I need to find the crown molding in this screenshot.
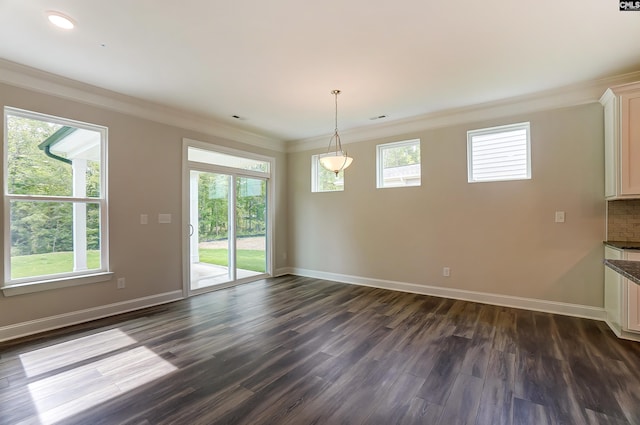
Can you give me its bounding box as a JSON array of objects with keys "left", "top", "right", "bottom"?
[
  {"left": 3, "top": 57, "right": 639, "bottom": 155},
  {"left": 287, "top": 70, "right": 640, "bottom": 153},
  {"left": 0, "top": 59, "right": 286, "bottom": 152}
]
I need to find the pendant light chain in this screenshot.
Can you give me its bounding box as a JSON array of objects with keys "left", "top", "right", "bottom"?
[
  {"left": 328, "top": 89, "right": 342, "bottom": 155},
  {"left": 319, "top": 89, "right": 353, "bottom": 175},
  {"left": 334, "top": 90, "right": 339, "bottom": 135}
]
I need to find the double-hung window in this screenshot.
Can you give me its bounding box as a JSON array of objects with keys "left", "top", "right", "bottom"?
[{"left": 3, "top": 107, "right": 109, "bottom": 295}]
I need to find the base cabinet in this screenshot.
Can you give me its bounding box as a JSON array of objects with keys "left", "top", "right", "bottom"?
[
  {"left": 627, "top": 253, "right": 640, "bottom": 331},
  {"left": 604, "top": 247, "right": 623, "bottom": 332},
  {"left": 605, "top": 246, "right": 640, "bottom": 338}
]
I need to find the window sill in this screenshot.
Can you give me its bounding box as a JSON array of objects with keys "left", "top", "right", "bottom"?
[{"left": 1, "top": 272, "right": 114, "bottom": 297}]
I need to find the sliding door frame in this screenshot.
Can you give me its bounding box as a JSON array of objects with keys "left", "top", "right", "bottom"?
[{"left": 181, "top": 138, "right": 275, "bottom": 297}]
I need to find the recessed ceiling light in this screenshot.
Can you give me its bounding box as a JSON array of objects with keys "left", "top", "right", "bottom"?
[{"left": 46, "top": 11, "right": 75, "bottom": 30}]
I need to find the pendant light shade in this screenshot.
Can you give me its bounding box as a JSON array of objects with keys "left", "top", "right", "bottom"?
[
  {"left": 319, "top": 90, "right": 353, "bottom": 175},
  {"left": 319, "top": 153, "right": 353, "bottom": 175}
]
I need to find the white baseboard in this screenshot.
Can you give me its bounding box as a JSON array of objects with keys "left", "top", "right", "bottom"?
[
  {"left": 603, "top": 317, "right": 640, "bottom": 342},
  {"left": 288, "top": 268, "right": 606, "bottom": 321},
  {"left": 274, "top": 267, "right": 293, "bottom": 277},
  {"left": 1, "top": 271, "right": 609, "bottom": 342},
  {"left": 0, "top": 290, "right": 184, "bottom": 342}
]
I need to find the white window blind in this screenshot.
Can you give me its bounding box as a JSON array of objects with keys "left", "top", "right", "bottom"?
[{"left": 467, "top": 122, "right": 531, "bottom": 183}]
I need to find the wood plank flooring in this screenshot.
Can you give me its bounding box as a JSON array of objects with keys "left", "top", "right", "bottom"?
[{"left": 2, "top": 275, "right": 640, "bottom": 424}]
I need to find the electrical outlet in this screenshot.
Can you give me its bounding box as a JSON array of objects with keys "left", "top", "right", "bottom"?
[
  {"left": 443, "top": 267, "right": 450, "bottom": 277},
  {"left": 117, "top": 278, "right": 126, "bottom": 289},
  {"left": 555, "top": 211, "right": 565, "bottom": 223}
]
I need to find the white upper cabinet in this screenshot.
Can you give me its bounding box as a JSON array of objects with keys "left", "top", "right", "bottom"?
[{"left": 601, "top": 81, "right": 640, "bottom": 199}]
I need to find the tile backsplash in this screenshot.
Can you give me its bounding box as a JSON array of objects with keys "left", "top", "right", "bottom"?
[{"left": 608, "top": 199, "right": 640, "bottom": 241}]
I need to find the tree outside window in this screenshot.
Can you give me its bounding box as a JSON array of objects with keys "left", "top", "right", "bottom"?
[{"left": 4, "top": 108, "right": 107, "bottom": 283}]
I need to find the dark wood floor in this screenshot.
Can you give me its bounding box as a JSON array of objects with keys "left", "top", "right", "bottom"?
[{"left": 2, "top": 275, "right": 640, "bottom": 425}]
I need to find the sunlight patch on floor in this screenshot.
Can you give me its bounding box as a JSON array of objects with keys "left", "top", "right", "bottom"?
[
  {"left": 19, "top": 329, "right": 137, "bottom": 377},
  {"left": 20, "top": 332, "right": 177, "bottom": 424}
]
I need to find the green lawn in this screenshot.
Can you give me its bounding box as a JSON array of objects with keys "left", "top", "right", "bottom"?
[
  {"left": 11, "top": 248, "right": 265, "bottom": 279},
  {"left": 11, "top": 251, "right": 101, "bottom": 279},
  {"left": 199, "top": 248, "right": 265, "bottom": 273}
]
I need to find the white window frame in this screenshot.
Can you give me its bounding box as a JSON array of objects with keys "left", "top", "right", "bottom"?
[
  {"left": 311, "top": 154, "right": 345, "bottom": 193},
  {"left": 2, "top": 107, "right": 111, "bottom": 296},
  {"left": 467, "top": 122, "right": 531, "bottom": 183},
  {"left": 376, "top": 139, "right": 421, "bottom": 189}
]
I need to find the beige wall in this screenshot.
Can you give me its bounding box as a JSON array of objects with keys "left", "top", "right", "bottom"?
[
  {"left": 0, "top": 82, "right": 287, "bottom": 327},
  {"left": 288, "top": 103, "right": 606, "bottom": 307},
  {"left": 0, "top": 79, "right": 607, "bottom": 332}
]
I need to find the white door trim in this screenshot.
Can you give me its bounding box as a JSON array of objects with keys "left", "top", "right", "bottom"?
[{"left": 181, "top": 139, "right": 275, "bottom": 298}]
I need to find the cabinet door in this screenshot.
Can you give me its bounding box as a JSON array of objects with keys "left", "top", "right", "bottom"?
[
  {"left": 605, "top": 247, "right": 623, "bottom": 331},
  {"left": 627, "top": 251, "right": 640, "bottom": 332},
  {"left": 620, "top": 92, "right": 640, "bottom": 196},
  {"left": 603, "top": 93, "right": 617, "bottom": 198}
]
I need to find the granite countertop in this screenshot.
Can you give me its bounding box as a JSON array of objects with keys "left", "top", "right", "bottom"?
[
  {"left": 604, "top": 260, "right": 640, "bottom": 286},
  {"left": 604, "top": 241, "right": 640, "bottom": 250}
]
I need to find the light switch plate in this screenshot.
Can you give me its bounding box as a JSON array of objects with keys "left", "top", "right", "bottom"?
[
  {"left": 140, "top": 214, "right": 148, "bottom": 225},
  {"left": 555, "top": 211, "right": 565, "bottom": 223},
  {"left": 158, "top": 213, "right": 172, "bottom": 224}
]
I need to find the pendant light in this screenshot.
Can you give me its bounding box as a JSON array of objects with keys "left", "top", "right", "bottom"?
[{"left": 319, "top": 90, "right": 353, "bottom": 175}]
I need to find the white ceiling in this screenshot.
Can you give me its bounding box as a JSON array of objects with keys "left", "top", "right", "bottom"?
[{"left": 1, "top": 0, "right": 639, "bottom": 143}]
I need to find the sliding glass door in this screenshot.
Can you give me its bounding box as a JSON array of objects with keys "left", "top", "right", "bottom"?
[
  {"left": 190, "top": 171, "right": 232, "bottom": 288},
  {"left": 185, "top": 144, "right": 271, "bottom": 293},
  {"left": 235, "top": 177, "right": 267, "bottom": 280}
]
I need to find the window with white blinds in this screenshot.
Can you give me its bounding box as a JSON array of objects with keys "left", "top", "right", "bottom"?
[{"left": 467, "top": 122, "right": 531, "bottom": 183}]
